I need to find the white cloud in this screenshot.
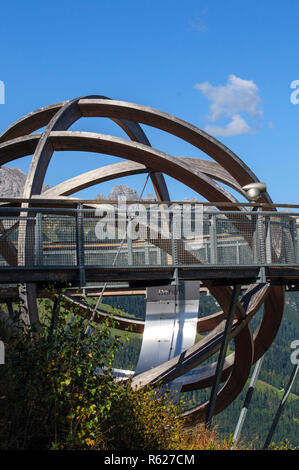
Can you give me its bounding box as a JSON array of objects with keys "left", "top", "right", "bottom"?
[
  {"left": 194, "top": 74, "right": 263, "bottom": 136},
  {"left": 205, "top": 114, "right": 251, "bottom": 137}
]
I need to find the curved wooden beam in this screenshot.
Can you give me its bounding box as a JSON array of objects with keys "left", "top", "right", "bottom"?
[
  {"left": 0, "top": 95, "right": 285, "bottom": 423},
  {"left": 180, "top": 282, "right": 269, "bottom": 393},
  {"left": 11, "top": 96, "right": 169, "bottom": 332},
  {"left": 182, "top": 321, "right": 253, "bottom": 425},
  {"left": 0, "top": 132, "right": 244, "bottom": 208},
  {"left": 42, "top": 161, "right": 148, "bottom": 197},
  {"left": 177, "top": 157, "right": 243, "bottom": 195},
  {"left": 0, "top": 129, "right": 275, "bottom": 375},
  {"left": 0, "top": 130, "right": 283, "bottom": 364},
  {"left": 0, "top": 101, "right": 67, "bottom": 143},
  {"left": 0, "top": 96, "right": 269, "bottom": 200},
  {"left": 252, "top": 285, "right": 285, "bottom": 362},
  {"left": 0, "top": 97, "right": 169, "bottom": 202},
  {"left": 41, "top": 157, "right": 243, "bottom": 199},
  {"left": 77, "top": 98, "right": 272, "bottom": 201},
  {"left": 17, "top": 99, "right": 90, "bottom": 334}
]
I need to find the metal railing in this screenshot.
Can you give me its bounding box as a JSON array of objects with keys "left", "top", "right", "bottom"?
[{"left": 0, "top": 202, "right": 298, "bottom": 270}]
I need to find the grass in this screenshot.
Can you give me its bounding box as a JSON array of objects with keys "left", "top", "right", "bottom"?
[{"left": 256, "top": 379, "right": 299, "bottom": 401}]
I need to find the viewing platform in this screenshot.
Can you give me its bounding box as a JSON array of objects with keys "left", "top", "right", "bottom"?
[{"left": 0, "top": 198, "right": 299, "bottom": 287}]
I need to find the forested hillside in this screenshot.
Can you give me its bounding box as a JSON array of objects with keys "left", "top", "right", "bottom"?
[{"left": 100, "top": 290, "right": 299, "bottom": 449}]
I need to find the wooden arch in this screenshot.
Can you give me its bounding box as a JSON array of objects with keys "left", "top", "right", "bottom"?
[{"left": 0, "top": 96, "right": 285, "bottom": 424}]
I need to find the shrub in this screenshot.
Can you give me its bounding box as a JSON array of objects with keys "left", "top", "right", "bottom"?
[
  {"left": 268, "top": 439, "right": 299, "bottom": 450},
  {"left": 179, "top": 424, "right": 234, "bottom": 450},
  {"left": 0, "top": 295, "right": 184, "bottom": 450},
  {"left": 100, "top": 383, "right": 184, "bottom": 450}
]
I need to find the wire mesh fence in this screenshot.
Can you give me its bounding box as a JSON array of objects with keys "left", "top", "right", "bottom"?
[{"left": 0, "top": 204, "right": 297, "bottom": 269}]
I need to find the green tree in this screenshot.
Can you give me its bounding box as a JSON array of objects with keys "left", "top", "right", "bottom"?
[{"left": 0, "top": 294, "right": 184, "bottom": 450}]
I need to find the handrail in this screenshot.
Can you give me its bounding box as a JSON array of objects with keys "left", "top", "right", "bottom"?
[
  {"left": 0, "top": 197, "right": 299, "bottom": 209},
  {"left": 0, "top": 202, "right": 297, "bottom": 273}
]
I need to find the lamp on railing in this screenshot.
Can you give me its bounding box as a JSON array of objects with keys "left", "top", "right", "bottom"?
[
  {"left": 242, "top": 182, "right": 267, "bottom": 201},
  {"left": 242, "top": 183, "right": 267, "bottom": 278}
]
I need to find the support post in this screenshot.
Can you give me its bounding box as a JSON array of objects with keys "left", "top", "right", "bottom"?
[
  {"left": 157, "top": 245, "right": 162, "bottom": 265},
  {"left": 127, "top": 228, "right": 133, "bottom": 265},
  {"left": 265, "top": 216, "right": 272, "bottom": 264},
  {"left": 205, "top": 284, "right": 241, "bottom": 427},
  {"left": 172, "top": 267, "right": 179, "bottom": 287},
  {"left": 171, "top": 216, "right": 178, "bottom": 265},
  {"left": 232, "top": 355, "right": 265, "bottom": 447},
  {"left": 5, "top": 301, "right": 15, "bottom": 320},
  {"left": 48, "top": 290, "right": 61, "bottom": 339},
  {"left": 289, "top": 218, "right": 296, "bottom": 264},
  {"left": 34, "top": 212, "right": 43, "bottom": 266},
  {"left": 76, "top": 204, "right": 85, "bottom": 286},
  {"left": 263, "top": 362, "right": 299, "bottom": 449},
  {"left": 145, "top": 242, "right": 150, "bottom": 265},
  {"left": 252, "top": 209, "right": 259, "bottom": 265},
  {"left": 295, "top": 218, "right": 299, "bottom": 264},
  {"left": 236, "top": 240, "right": 240, "bottom": 265},
  {"left": 19, "top": 282, "right": 40, "bottom": 337},
  {"left": 209, "top": 214, "right": 217, "bottom": 264},
  {"left": 253, "top": 207, "right": 266, "bottom": 282},
  {"left": 257, "top": 209, "right": 266, "bottom": 282}
]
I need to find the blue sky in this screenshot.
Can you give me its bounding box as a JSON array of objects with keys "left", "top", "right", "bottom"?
[{"left": 0, "top": 0, "right": 298, "bottom": 203}]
